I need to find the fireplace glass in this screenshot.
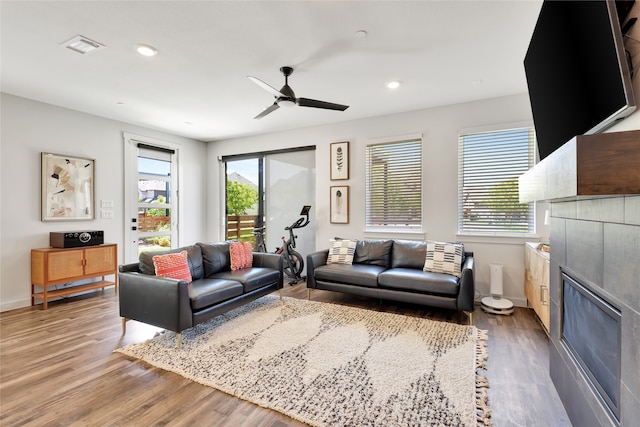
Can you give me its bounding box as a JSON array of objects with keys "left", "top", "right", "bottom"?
[{"left": 561, "top": 272, "right": 621, "bottom": 422}]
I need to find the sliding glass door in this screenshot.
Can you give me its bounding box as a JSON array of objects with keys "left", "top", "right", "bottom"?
[
  {"left": 266, "top": 150, "right": 315, "bottom": 274},
  {"left": 223, "top": 148, "right": 315, "bottom": 274}
]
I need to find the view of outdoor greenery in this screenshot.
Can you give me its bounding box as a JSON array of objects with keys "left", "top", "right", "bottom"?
[
  {"left": 226, "top": 180, "right": 258, "bottom": 215},
  {"left": 139, "top": 195, "right": 171, "bottom": 248},
  {"left": 226, "top": 180, "right": 260, "bottom": 244}
]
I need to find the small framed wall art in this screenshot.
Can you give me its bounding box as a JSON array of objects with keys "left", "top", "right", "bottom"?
[
  {"left": 41, "top": 152, "right": 95, "bottom": 221},
  {"left": 330, "top": 141, "right": 349, "bottom": 180},
  {"left": 330, "top": 185, "right": 349, "bottom": 224}
]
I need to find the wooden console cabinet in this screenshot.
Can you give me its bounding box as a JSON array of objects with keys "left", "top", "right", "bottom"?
[
  {"left": 31, "top": 244, "right": 118, "bottom": 309},
  {"left": 524, "top": 242, "right": 550, "bottom": 333}
]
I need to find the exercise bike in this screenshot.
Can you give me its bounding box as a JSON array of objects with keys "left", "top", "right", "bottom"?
[{"left": 254, "top": 206, "right": 310, "bottom": 285}]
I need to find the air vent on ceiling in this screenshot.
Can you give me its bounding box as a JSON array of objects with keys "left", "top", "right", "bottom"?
[{"left": 61, "top": 35, "right": 105, "bottom": 54}]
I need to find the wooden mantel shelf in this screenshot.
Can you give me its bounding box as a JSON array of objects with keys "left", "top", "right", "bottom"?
[{"left": 519, "top": 129, "right": 640, "bottom": 202}]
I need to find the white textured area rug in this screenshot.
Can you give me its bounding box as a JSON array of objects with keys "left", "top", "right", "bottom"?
[{"left": 116, "top": 296, "right": 491, "bottom": 427}]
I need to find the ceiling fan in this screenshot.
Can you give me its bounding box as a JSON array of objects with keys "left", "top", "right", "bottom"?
[{"left": 248, "top": 66, "right": 349, "bottom": 119}]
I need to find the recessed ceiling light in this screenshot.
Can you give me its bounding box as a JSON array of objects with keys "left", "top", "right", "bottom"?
[
  {"left": 136, "top": 44, "right": 158, "bottom": 57},
  {"left": 386, "top": 80, "right": 401, "bottom": 89},
  {"left": 355, "top": 30, "right": 368, "bottom": 38},
  {"left": 61, "top": 35, "right": 105, "bottom": 55}
]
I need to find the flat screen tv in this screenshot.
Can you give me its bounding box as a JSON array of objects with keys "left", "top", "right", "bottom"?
[{"left": 524, "top": 0, "right": 636, "bottom": 160}]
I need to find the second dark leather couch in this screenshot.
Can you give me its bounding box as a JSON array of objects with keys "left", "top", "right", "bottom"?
[{"left": 306, "top": 239, "right": 475, "bottom": 322}]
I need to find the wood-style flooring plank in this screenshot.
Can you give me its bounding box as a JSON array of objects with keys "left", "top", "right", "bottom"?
[{"left": 1, "top": 285, "right": 571, "bottom": 426}]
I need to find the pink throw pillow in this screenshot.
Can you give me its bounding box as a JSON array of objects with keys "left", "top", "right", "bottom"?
[
  {"left": 230, "top": 242, "right": 247, "bottom": 271},
  {"left": 243, "top": 241, "right": 253, "bottom": 268},
  {"left": 152, "top": 250, "right": 192, "bottom": 283}
]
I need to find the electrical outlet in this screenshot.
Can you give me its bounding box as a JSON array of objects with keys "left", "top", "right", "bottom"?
[{"left": 101, "top": 210, "right": 114, "bottom": 219}]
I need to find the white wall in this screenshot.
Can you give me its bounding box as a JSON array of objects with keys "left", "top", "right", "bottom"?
[
  {"left": 0, "top": 94, "right": 207, "bottom": 311},
  {"left": 208, "top": 93, "right": 546, "bottom": 306}
]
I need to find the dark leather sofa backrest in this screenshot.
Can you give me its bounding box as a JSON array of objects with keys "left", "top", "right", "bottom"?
[
  {"left": 391, "top": 239, "right": 427, "bottom": 269},
  {"left": 197, "top": 242, "right": 231, "bottom": 277},
  {"left": 391, "top": 239, "right": 466, "bottom": 270},
  {"left": 138, "top": 244, "right": 205, "bottom": 280},
  {"left": 353, "top": 240, "right": 393, "bottom": 268}
]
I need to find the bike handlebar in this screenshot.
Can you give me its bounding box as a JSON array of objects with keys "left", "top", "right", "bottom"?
[{"left": 285, "top": 217, "right": 309, "bottom": 230}]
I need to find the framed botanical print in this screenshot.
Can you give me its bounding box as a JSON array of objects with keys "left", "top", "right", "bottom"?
[
  {"left": 330, "top": 185, "right": 349, "bottom": 224},
  {"left": 41, "top": 152, "right": 95, "bottom": 221},
  {"left": 330, "top": 141, "right": 349, "bottom": 180}
]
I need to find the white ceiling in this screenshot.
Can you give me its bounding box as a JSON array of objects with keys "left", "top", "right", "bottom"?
[{"left": 1, "top": 1, "right": 542, "bottom": 142}]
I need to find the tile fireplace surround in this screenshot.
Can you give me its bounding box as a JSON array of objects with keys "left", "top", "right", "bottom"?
[
  {"left": 549, "top": 196, "right": 639, "bottom": 426},
  {"left": 519, "top": 129, "right": 640, "bottom": 426}
]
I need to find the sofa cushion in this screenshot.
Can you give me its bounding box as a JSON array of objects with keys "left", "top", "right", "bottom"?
[
  {"left": 327, "top": 239, "right": 357, "bottom": 264},
  {"left": 152, "top": 250, "right": 193, "bottom": 283},
  {"left": 314, "top": 263, "right": 385, "bottom": 288},
  {"left": 353, "top": 240, "right": 393, "bottom": 268},
  {"left": 423, "top": 241, "right": 464, "bottom": 278},
  {"left": 198, "top": 242, "right": 231, "bottom": 277},
  {"left": 211, "top": 267, "right": 280, "bottom": 293},
  {"left": 391, "top": 240, "right": 428, "bottom": 269},
  {"left": 139, "top": 244, "right": 204, "bottom": 280},
  {"left": 188, "top": 278, "right": 244, "bottom": 310},
  {"left": 378, "top": 268, "right": 460, "bottom": 296}
]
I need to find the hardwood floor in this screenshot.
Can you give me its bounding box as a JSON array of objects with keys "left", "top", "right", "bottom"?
[{"left": 0, "top": 285, "right": 571, "bottom": 426}]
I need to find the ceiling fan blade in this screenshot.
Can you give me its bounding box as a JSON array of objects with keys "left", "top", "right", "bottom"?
[
  {"left": 297, "top": 98, "right": 349, "bottom": 111},
  {"left": 247, "top": 76, "right": 284, "bottom": 98},
  {"left": 253, "top": 103, "right": 280, "bottom": 119}
]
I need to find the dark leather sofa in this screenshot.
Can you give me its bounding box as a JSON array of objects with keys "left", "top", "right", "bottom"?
[
  {"left": 119, "top": 242, "right": 283, "bottom": 347},
  {"left": 306, "top": 239, "right": 475, "bottom": 323}
]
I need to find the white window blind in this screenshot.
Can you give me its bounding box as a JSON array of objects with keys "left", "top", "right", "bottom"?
[
  {"left": 458, "top": 127, "right": 535, "bottom": 234},
  {"left": 366, "top": 136, "right": 422, "bottom": 230}
]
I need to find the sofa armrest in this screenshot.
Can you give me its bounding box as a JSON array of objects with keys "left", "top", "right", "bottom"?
[
  {"left": 306, "top": 250, "right": 329, "bottom": 289},
  {"left": 119, "top": 262, "right": 140, "bottom": 273},
  {"left": 251, "top": 252, "right": 284, "bottom": 289},
  {"left": 457, "top": 253, "right": 475, "bottom": 312},
  {"left": 119, "top": 271, "right": 192, "bottom": 333}
]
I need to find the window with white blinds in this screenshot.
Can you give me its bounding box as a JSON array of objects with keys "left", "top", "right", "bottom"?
[
  {"left": 458, "top": 127, "right": 535, "bottom": 235},
  {"left": 366, "top": 136, "right": 422, "bottom": 230}
]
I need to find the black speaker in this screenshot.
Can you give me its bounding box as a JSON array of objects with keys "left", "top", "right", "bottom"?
[{"left": 50, "top": 231, "right": 104, "bottom": 248}]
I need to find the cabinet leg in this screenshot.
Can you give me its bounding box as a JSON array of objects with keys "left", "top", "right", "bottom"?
[
  {"left": 122, "top": 318, "right": 128, "bottom": 335},
  {"left": 177, "top": 333, "right": 181, "bottom": 349}
]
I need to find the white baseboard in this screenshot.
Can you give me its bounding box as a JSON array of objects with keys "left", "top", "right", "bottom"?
[{"left": 1, "top": 298, "right": 32, "bottom": 312}]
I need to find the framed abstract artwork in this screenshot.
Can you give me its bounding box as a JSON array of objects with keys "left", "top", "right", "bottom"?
[
  {"left": 330, "top": 141, "right": 349, "bottom": 180},
  {"left": 330, "top": 185, "right": 349, "bottom": 224},
  {"left": 41, "top": 152, "right": 95, "bottom": 221}
]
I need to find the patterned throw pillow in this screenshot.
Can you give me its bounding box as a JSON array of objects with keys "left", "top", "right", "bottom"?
[
  {"left": 230, "top": 241, "right": 254, "bottom": 270},
  {"left": 153, "top": 250, "right": 193, "bottom": 283},
  {"left": 423, "top": 241, "right": 464, "bottom": 278},
  {"left": 242, "top": 241, "right": 253, "bottom": 268},
  {"left": 327, "top": 239, "right": 357, "bottom": 265}
]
